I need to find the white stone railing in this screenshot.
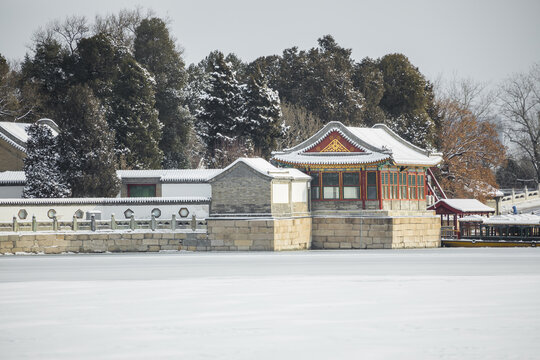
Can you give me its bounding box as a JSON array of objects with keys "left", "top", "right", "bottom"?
[
  {"left": 0, "top": 215, "right": 207, "bottom": 233},
  {"left": 499, "top": 184, "right": 540, "bottom": 205}
]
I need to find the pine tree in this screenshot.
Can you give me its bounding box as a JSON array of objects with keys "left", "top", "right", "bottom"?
[
  {"left": 242, "top": 68, "right": 283, "bottom": 158},
  {"left": 134, "top": 18, "right": 191, "bottom": 168},
  {"left": 377, "top": 53, "right": 436, "bottom": 147},
  {"left": 23, "top": 123, "right": 70, "bottom": 198},
  {"left": 110, "top": 57, "right": 163, "bottom": 169},
  {"left": 197, "top": 51, "right": 245, "bottom": 166},
  {"left": 57, "top": 85, "right": 120, "bottom": 197}
]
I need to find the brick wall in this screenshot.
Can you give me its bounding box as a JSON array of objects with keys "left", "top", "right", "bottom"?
[
  {"left": 211, "top": 163, "right": 271, "bottom": 215},
  {"left": 312, "top": 214, "right": 440, "bottom": 249},
  {"left": 0, "top": 230, "right": 207, "bottom": 254},
  {"left": 0, "top": 141, "right": 25, "bottom": 171},
  {"left": 206, "top": 217, "right": 311, "bottom": 251}
]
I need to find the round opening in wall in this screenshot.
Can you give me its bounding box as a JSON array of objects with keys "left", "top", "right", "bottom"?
[
  {"left": 151, "top": 208, "right": 161, "bottom": 218},
  {"left": 18, "top": 209, "right": 28, "bottom": 220},
  {"left": 47, "top": 209, "right": 57, "bottom": 219},
  {"left": 179, "top": 207, "right": 189, "bottom": 218},
  {"left": 74, "top": 209, "right": 84, "bottom": 219}
]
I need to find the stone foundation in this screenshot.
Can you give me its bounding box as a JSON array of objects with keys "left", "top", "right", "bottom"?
[
  {"left": 312, "top": 214, "right": 440, "bottom": 249},
  {"left": 0, "top": 230, "right": 207, "bottom": 254},
  {"left": 207, "top": 217, "right": 311, "bottom": 251}
]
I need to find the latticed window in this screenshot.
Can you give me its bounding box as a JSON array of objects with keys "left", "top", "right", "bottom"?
[
  {"left": 367, "top": 172, "right": 378, "bottom": 200},
  {"left": 322, "top": 173, "right": 340, "bottom": 199},
  {"left": 418, "top": 174, "right": 425, "bottom": 199},
  {"left": 310, "top": 172, "right": 320, "bottom": 200},
  {"left": 390, "top": 172, "right": 398, "bottom": 199},
  {"left": 342, "top": 172, "right": 360, "bottom": 199},
  {"left": 382, "top": 172, "right": 389, "bottom": 199},
  {"left": 408, "top": 174, "right": 417, "bottom": 199},
  {"left": 399, "top": 172, "right": 407, "bottom": 199}
]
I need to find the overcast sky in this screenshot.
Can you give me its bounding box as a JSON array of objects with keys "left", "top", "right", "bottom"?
[{"left": 1, "top": 0, "right": 539, "bottom": 85}]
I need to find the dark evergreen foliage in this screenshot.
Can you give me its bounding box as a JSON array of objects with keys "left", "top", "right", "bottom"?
[
  {"left": 134, "top": 18, "right": 191, "bottom": 168},
  {"left": 197, "top": 51, "right": 245, "bottom": 165},
  {"left": 242, "top": 68, "right": 283, "bottom": 158},
  {"left": 23, "top": 123, "right": 70, "bottom": 198},
  {"left": 57, "top": 85, "right": 120, "bottom": 197},
  {"left": 110, "top": 57, "right": 163, "bottom": 169}
]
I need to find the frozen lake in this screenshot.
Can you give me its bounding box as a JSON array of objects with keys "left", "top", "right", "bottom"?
[{"left": 1, "top": 248, "right": 540, "bottom": 359}]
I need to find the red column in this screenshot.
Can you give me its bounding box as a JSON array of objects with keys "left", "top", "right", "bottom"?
[
  {"left": 378, "top": 170, "right": 383, "bottom": 210},
  {"left": 361, "top": 169, "right": 366, "bottom": 210}
]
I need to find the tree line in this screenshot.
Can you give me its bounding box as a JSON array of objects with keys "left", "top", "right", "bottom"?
[{"left": 0, "top": 9, "right": 538, "bottom": 200}]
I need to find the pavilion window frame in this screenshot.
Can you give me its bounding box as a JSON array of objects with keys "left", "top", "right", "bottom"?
[
  {"left": 342, "top": 172, "right": 361, "bottom": 200},
  {"left": 366, "top": 171, "right": 378, "bottom": 200},
  {"left": 322, "top": 172, "right": 340, "bottom": 200}
]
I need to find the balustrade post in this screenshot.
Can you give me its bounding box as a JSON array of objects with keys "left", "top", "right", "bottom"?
[
  {"left": 130, "top": 215, "right": 136, "bottom": 230},
  {"left": 90, "top": 215, "right": 96, "bottom": 232},
  {"left": 31, "top": 215, "right": 37, "bottom": 232},
  {"left": 52, "top": 216, "right": 58, "bottom": 231},
  {"left": 12, "top": 216, "right": 18, "bottom": 232},
  {"left": 72, "top": 215, "right": 78, "bottom": 231},
  {"left": 191, "top": 215, "right": 197, "bottom": 231},
  {"left": 151, "top": 215, "right": 156, "bottom": 231},
  {"left": 171, "top": 214, "right": 176, "bottom": 230},
  {"left": 111, "top": 214, "right": 117, "bottom": 230}
]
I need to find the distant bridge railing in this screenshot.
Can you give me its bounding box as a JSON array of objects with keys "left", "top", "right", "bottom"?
[
  {"left": 0, "top": 214, "right": 207, "bottom": 233},
  {"left": 499, "top": 185, "right": 540, "bottom": 204}
]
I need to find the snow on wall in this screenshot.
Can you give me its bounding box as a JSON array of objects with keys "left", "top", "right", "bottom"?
[
  {"left": 161, "top": 183, "right": 211, "bottom": 197},
  {"left": 0, "top": 203, "right": 209, "bottom": 222},
  {"left": 0, "top": 185, "right": 24, "bottom": 198}
]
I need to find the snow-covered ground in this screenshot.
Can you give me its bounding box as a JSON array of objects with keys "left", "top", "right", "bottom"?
[{"left": 1, "top": 249, "right": 540, "bottom": 360}]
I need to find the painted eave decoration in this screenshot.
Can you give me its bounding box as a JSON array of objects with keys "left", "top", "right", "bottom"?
[{"left": 271, "top": 121, "right": 443, "bottom": 167}]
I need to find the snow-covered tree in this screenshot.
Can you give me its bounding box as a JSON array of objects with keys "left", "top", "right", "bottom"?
[
  {"left": 242, "top": 68, "right": 283, "bottom": 158},
  {"left": 134, "top": 18, "right": 191, "bottom": 168},
  {"left": 197, "top": 51, "right": 245, "bottom": 167},
  {"left": 110, "top": 57, "right": 163, "bottom": 169},
  {"left": 57, "top": 85, "right": 120, "bottom": 197},
  {"left": 23, "top": 123, "right": 70, "bottom": 198}
]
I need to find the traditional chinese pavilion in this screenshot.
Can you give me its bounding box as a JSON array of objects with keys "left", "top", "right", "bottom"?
[{"left": 272, "top": 121, "right": 443, "bottom": 212}]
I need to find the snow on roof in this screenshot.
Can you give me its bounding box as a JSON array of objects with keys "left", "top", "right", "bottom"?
[
  {"left": 0, "top": 120, "right": 59, "bottom": 153},
  {"left": 213, "top": 158, "right": 311, "bottom": 181},
  {"left": 434, "top": 199, "right": 495, "bottom": 213},
  {"left": 347, "top": 124, "right": 442, "bottom": 166},
  {"left": 0, "top": 171, "right": 26, "bottom": 184},
  {"left": 483, "top": 214, "right": 540, "bottom": 226},
  {"left": 0, "top": 196, "right": 210, "bottom": 206},
  {"left": 271, "top": 121, "right": 442, "bottom": 167},
  {"left": 458, "top": 215, "right": 487, "bottom": 222},
  {"left": 0, "top": 169, "right": 222, "bottom": 185},
  {"left": 116, "top": 169, "right": 221, "bottom": 182}
]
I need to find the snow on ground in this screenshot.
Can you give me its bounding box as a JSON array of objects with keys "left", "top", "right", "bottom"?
[{"left": 1, "top": 249, "right": 540, "bottom": 360}]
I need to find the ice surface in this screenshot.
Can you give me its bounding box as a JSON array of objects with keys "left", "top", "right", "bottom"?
[{"left": 1, "top": 249, "right": 540, "bottom": 360}]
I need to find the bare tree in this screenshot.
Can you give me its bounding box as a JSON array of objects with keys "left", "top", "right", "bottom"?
[
  {"left": 276, "top": 103, "right": 323, "bottom": 150},
  {"left": 31, "top": 16, "right": 89, "bottom": 54},
  {"left": 438, "top": 75, "right": 496, "bottom": 122},
  {"left": 499, "top": 64, "right": 540, "bottom": 185},
  {"left": 93, "top": 7, "right": 155, "bottom": 52},
  {"left": 51, "top": 15, "right": 89, "bottom": 54}
]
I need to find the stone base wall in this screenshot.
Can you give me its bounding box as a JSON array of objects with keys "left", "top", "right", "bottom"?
[
  {"left": 207, "top": 217, "right": 311, "bottom": 251},
  {"left": 0, "top": 230, "right": 207, "bottom": 254},
  {"left": 312, "top": 215, "right": 440, "bottom": 249}
]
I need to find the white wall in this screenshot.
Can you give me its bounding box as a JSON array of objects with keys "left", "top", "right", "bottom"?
[
  {"left": 272, "top": 183, "right": 289, "bottom": 204},
  {"left": 161, "top": 183, "right": 211, "bottom": 197},
  {"left": 291, "top": 181, "right": 307, "bottom": 203},
  {"left": 0, "top": 186, "right": 24, "bottom": 198},
  {"left": 0, "top": 203, "right": 209, "bottom": 222}
]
